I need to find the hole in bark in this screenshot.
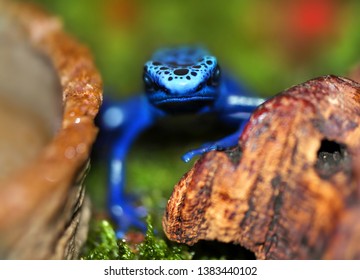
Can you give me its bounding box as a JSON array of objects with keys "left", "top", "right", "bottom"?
[{"left": 315, "top": 139, "right": 350, "bottom": 178}]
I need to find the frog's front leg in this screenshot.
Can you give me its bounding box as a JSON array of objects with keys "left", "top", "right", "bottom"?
[
  {"left": 182, "top": 105, "right": 261, "bottom": 163},
  {"left": 182, "top": 74, "right": 266, "bottom": 162},
  {"left": 98, "top": 95, "right": 159, "bottom": 237},
  {"left": 181, "top": 121, "right": 249, "bottom": 162}
]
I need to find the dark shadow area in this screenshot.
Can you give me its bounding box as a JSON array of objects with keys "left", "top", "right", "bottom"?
[{"left": 191, "top": 240, "right": 256, "bottom": 260}]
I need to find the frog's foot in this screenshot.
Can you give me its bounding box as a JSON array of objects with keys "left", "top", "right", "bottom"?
[
  {"left": 182, "top": 134, "right": 241, "bottom": 162},
  {"left": 110, "top": 200, "right": 147, "bottom": 239},
  {"left": 182, "top": 143, "right": 219, "bottom": 163},
  {"left": 182, "top": 122, "right": 247, "bottom": 162}
]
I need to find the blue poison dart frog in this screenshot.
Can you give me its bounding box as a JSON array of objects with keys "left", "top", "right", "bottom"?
[{"left": 97, "top": 46, "right": 266, "bottom": 237}]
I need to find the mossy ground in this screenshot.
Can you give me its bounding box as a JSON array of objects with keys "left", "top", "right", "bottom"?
[{"left": 81, "top": 217, "right": 193, "bottom": 260}]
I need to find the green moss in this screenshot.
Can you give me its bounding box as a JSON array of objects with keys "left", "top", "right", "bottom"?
[
  {"left": 81, "top": 217, "right": 193, "bottom": 260},
  {"left": 137, "top": 216, "right": 193, "bottom": 260},
  {"left": 82, "top": 220, "right": 124, "bottom": 260}
]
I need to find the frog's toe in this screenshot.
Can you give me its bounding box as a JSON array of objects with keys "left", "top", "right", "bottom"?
[{"left": 182, "top": 143, "right": 217, "bottom": 162}]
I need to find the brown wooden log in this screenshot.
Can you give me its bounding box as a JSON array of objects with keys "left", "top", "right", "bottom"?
[
  {"left": 0, "top": 1, "right": 102, "bottom": 259},
  {"left": 163, "top": 75, "right": 360, "bottom": 259}
]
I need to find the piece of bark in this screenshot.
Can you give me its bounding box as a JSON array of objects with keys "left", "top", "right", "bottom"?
[
  {"left": 0, "top": 1, "right": 102, "bottom": 259},
  {"left": 163, "top": 75, "right": 360, "bottom": 259}
]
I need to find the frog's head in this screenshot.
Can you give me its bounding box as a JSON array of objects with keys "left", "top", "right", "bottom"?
[{"left": 143, "top": 46, "right": 221, "bottom": 113}]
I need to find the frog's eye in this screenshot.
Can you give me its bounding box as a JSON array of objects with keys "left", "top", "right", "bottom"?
[
  {"left": 207, "top": 65, "right": 221, "bottom": 87},
  {"left": 143, "top": 73, "right": 158, "bottom": 92}
]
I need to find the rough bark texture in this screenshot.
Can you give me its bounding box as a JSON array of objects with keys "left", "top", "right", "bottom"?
[
  {"left": 163, "top": 75, "right": 360, "bottom": 259},
  {"left": 0, "top": 1, "right": 102, "bottom": 259}
]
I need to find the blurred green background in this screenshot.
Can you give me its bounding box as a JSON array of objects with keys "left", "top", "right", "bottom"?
[
  {"left": 29, "top": 0, "right": 360, "bottom": 94},
  {"left": 26, "top": 0, "right": 360, "bottom": 233}
]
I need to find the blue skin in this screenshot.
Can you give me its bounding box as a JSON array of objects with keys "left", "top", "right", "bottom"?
[{"left": 97, "top": 46, "right": 265, "bottom": 237}]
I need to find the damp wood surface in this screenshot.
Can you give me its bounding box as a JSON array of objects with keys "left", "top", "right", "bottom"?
[
  {"left": 163, "top": 75, "right": 360, "bottom": 259},
  {"left": 0, "top": 96, "right": 50, "bottom": 180},
  {"left": 0, "top": 1, "right": 102, "bottom": 259}
]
